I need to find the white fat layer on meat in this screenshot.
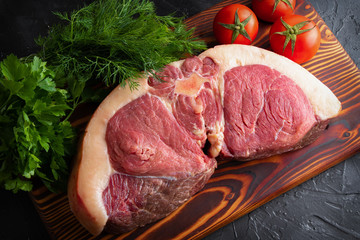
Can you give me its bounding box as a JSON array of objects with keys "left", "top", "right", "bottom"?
[
  {"left": 113, "top": 170, "right": 177, "bottom": 181},
  {"left": 68, "top": 77, "right": 150, "bottom": 236}
]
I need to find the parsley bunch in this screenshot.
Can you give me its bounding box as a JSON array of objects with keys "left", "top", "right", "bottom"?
[{"left": 0, "top": 55, "right": 75, "bottom": 193}]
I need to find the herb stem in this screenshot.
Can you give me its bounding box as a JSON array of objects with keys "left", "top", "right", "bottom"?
[{"left": 0, "top": 93, "right": 12, "bottom": 114}]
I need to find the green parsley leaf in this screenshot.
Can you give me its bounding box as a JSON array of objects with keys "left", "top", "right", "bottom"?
[{"left": 0, "top": 55, "right": 76, "bottom": 193}]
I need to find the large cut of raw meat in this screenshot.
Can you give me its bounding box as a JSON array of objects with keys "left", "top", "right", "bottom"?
[{"left": 68, "top": 45, "right": 341, "bottom": 236}]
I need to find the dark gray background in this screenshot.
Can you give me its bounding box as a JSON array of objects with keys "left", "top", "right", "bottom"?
[{"left": 0, "top": 0, "right": 359, "bottom": 239}]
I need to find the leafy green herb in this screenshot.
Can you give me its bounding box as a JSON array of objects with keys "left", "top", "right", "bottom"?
[
  {"left": 0, "top": 55, "right": 75, "bottom": 193},
  {"left": 36, "top": 0, "right": 207, "bottom": 103}
]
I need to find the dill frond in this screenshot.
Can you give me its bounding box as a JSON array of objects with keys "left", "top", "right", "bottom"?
[{"left": 36, "top": 0, "right": 207, "bottom": 103}]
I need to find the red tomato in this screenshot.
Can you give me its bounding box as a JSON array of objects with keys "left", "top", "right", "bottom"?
[
  {"left": 252, "top": 0, "right": 296, "bottom": 23},
  {"left": 213, "top": 4, "right": 259, "bottom": 45},
  {"left": 269, "top": 15, "right": 321, "bottom": 64}
]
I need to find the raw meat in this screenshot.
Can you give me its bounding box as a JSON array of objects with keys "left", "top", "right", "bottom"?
[
  {"left": 68, "top": 45, "right": 341, "bottom": 236},
  {"left": 222, "top": 64, "right": 319, "bottom": 159}
]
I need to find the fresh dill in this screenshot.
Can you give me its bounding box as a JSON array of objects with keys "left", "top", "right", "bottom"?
[{"left": 36, "top": 0, "right": 207, "bottom": 103}]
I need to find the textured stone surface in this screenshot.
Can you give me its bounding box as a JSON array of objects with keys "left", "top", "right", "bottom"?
[
  {"left": 311, "top": 0, "right": 360, "bottom": 67},
  {"left": 0, "top": 0, "right": 359, "bottom": 239}
]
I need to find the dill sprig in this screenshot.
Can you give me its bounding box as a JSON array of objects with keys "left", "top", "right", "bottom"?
[{"left": 36, "top": 0, "right": 207, "bottom": 102}]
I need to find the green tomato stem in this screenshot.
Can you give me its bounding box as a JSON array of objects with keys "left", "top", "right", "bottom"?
[
  {"left": 273, "top": 18, "right": 315, "bottom": 55},
  {"left": 218, "top": 8, "right": 252, "bottom": 43}
]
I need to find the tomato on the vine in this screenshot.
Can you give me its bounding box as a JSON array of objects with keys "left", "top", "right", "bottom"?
[
  {"left": 252, "top": 0, "right": 296, "bottom": 23},
  {"left": 269, "top": 15, "right": 321, "bottom": 64},
  {"left": 213, "top": 4, "right": 259, "bottom": 45}
]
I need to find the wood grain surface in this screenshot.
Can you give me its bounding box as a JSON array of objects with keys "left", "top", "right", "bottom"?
[{"left": 29, "top": 0, "right": 360, "bottom": 239}]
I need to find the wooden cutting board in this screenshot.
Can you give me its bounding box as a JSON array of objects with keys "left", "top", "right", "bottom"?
[{"left": 29, "top": 0, "right": 360, "bottom": 239}]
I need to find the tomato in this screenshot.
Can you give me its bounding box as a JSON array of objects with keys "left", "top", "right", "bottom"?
[
  {"left": 269, "top": 15, "right": 321, "bottom": 64},
  {"left": 252, "top": 0, "right": 296, "bottom": 23},
  {"left": 213, "top": 4, "right": 259, "bottom": 45}
]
